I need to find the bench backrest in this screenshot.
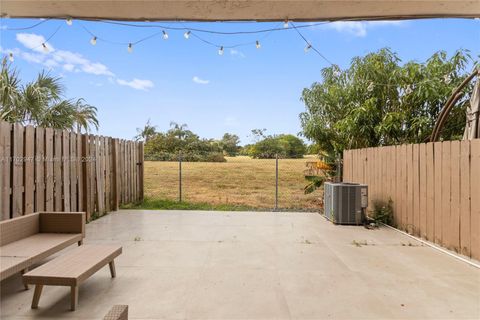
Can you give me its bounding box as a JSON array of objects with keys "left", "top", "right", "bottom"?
[
  {"left": 0, "top": 213, "right": 40, "bottom": 246},
  {"left": 39, "top": 212, "right": 85, "bottom": 236}
]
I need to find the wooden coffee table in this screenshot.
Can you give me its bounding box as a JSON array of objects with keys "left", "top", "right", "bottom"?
[{"left": 23, "top": 244, "right": 122, "bottom": 311}]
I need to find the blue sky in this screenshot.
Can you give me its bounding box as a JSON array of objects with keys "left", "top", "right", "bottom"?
[{"left": 1, "top": 18, "right": 479, "bottom": 144}]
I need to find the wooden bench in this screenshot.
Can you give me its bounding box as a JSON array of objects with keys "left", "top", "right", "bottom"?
[
  {"left": 23, "top": 244, "right": 122, "bottom": 311},
  {"left": 0, "top": 212, "right": 85, "bottom": 288}
]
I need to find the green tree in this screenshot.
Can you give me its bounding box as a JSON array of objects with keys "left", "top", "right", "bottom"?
[
  {"left": 72, "top": 99, "right": 99, "bottom": 133},
  {"left": 220, "top": 133, "right": 241, "bottom": 156},
  {"left": 247, "top": 133, "right": 306, "bottom": 159},
  {"left": 169, "top": 122, "right": 189, "bottom": 140},
  {"left": 135, "top": 119, "right": 157, "bottom": 142},
  {"left": 0, "top": 59, "right": 98, "bottom": 132},
  {"left": 143, "top": 122, "right": 225, "bottom": 162},
  {"left": 300, "top": 48, "right": 476, "bottom": 156}
]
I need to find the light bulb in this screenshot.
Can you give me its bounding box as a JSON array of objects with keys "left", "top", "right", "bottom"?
[
  {"left": 66, "top": 17, "right": 73, "bottom": 26},
  {"left": 184, "top": 31, "right": 191, "bottom": 39},
  {"left": 256, "top": 40, "right": 261, "bottom": 49},
  {"left": 284, "top": 19, "right": 289, "bottom": 28},
  {"left": 367, "top": 82, "right": 374, "bottom": 92},
  {"left": 90, "top": 36, "right": 97, "bottom": 45},
  {"left": 218, "top": 46, "right": 224, "bottom": 56},
  {"left": 128, "top": 43, "right": 133, "bottom": 53},
  {"left": 42, "top": 43, "right": 49, "bottom": 53},
  {"left": 8, "top": 53, "right": 14, "bottom": 62},
  {"left": 304, "top": 44, "right": 312, "bottom": 53},
  {"left": 162, "top": 31, "right": 169, "bottom": 40}
]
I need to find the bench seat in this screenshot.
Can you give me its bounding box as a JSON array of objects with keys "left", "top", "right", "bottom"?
[
  {"left": 0, "top": 256, "right": 32, "bottom": 281},
  {"left": 24, "top": 244, "right": 122, "bottom": 310},
  {"left": 1, "top": 233, "right": 82, "bottom": 263},
  {"left": 0, "top": 212, "right": 85, "bottom": 284}
]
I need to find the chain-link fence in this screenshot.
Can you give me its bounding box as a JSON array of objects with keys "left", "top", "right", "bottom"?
[{"left": 144, "top": 155, "right": 322, "bottom": 211}]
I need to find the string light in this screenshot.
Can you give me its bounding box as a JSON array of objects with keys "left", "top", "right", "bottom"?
[
  {"left": 2, "top": 19, "right": 464, "bottom": 92},
  {"left": 290, "top": 21, "right": 333, "bottom": 65},
  {"left": 4, "top": 19, "right": 334, "bottom": 61}
]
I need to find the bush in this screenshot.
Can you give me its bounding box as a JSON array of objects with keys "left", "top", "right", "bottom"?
[
  {"left": 143, "top": 123, "right": 226, "bottom": 162},
  {"left": 247, "top": 134, "right": 306, "bottom": 159},
  {"left": 371, "top": 199, "right": 394, "bottom": 226},
  {"left": 145, "top": 151, "right": 226, "bottom": 162}
]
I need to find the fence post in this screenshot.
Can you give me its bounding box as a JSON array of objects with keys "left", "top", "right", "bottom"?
[
  {"left": 138, "top": 141, "right": 144, "bottom": 202},
  {"left": 179, "top": 153, "right": 182, "bottom": 202},
  {"left": 275, "top": 154, "right": 278, "bottom": 211},
  {"left": 81, "top": 134, "right": 91, "bottom": 220},
  {"left": 111, "top": 138, "right": 119, "bottom": 211}
]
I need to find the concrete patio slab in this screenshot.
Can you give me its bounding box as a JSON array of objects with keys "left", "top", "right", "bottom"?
[{"left": 1, "top": 210, "right": 479, "bottom": 319}]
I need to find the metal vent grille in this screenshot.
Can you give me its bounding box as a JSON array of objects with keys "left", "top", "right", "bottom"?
[{"left": 324, "top": 182, "right": 367, "bottom": 225}]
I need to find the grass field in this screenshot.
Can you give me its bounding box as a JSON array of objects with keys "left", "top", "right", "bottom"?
[{"left": 143, "top": 156, "right": 322, "bottom": 211}]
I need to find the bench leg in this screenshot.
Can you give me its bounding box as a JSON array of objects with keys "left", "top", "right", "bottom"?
[
  {"left": 70, "top": 286, "right": 79, "bottom": 311},
  {"left": 78, "top": 240, "right": 83, "bottom": 246},
  {"left": 21, "top": 268, "right": 29, "bottom": 290},
  {"left": 31, "top": 285, "right": 43, "bottom": 309},
  {"left": 109, "top": 260, "right": 116, "bottom": 278}
]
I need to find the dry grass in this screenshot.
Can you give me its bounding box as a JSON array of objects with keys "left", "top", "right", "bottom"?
[{"left": 144, "top": 156, "right": 322, "bottom": 211}]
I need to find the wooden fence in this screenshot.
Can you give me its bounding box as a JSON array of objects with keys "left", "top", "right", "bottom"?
[
  {"left": 343, "top": 139, "right": 480, "bottom": 261},
  {"left": 0, "top": 121, "right": 144, "bottom": 222}
]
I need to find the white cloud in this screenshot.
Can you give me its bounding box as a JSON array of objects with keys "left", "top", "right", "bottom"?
[
  {"left": 16, "top": 33, "right": 54, "bottom": 53},
  {"left": 116, "top": 78, "right": 154, "bottom": 91},
  {"left": 10, "top": 32, "right": 153, "bottom": 91},
  {"left": 323, "top": 21, "right": 404, "bottom": 37},
  {"left": 53, "top": 50, "right": 88, "bottom": 65},
  {"left": 13, "top": 33, "right": 114, "bottom": 77},
  {"left": 21, "top": 52, "right": 44, "bottom": 64},
  {"left": 53, "top": 50, "right": 114, "bottom": 76},
  {"left": 43, "top": 59, "right": 59, "bottom": 69},
  {"left": 230, "top": 49, "right": 246, "bottom": 59},
  {"left": 81, "top": 62, "right": 113, "bottom": 76},
  {"left": 192, "top": 76, "right": 210, "bottom": 85},
  {"left": 63, "top": 64, "right": 75, "bottom": 72}
]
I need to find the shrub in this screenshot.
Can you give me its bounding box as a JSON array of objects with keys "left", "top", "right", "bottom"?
[
  {"left": 248, "top": 134, "right": 306, "bottom": 159},
  {"left": 145, "top": 151, "right": 226, "bottom": 162},
  {"left": 371, "top": 199, "right": 394, "bottom": 226}
]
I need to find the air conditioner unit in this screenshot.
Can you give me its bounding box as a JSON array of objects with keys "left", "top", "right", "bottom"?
[{"left": 324, "top": 182, "right": 368, "bottom": 225}]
